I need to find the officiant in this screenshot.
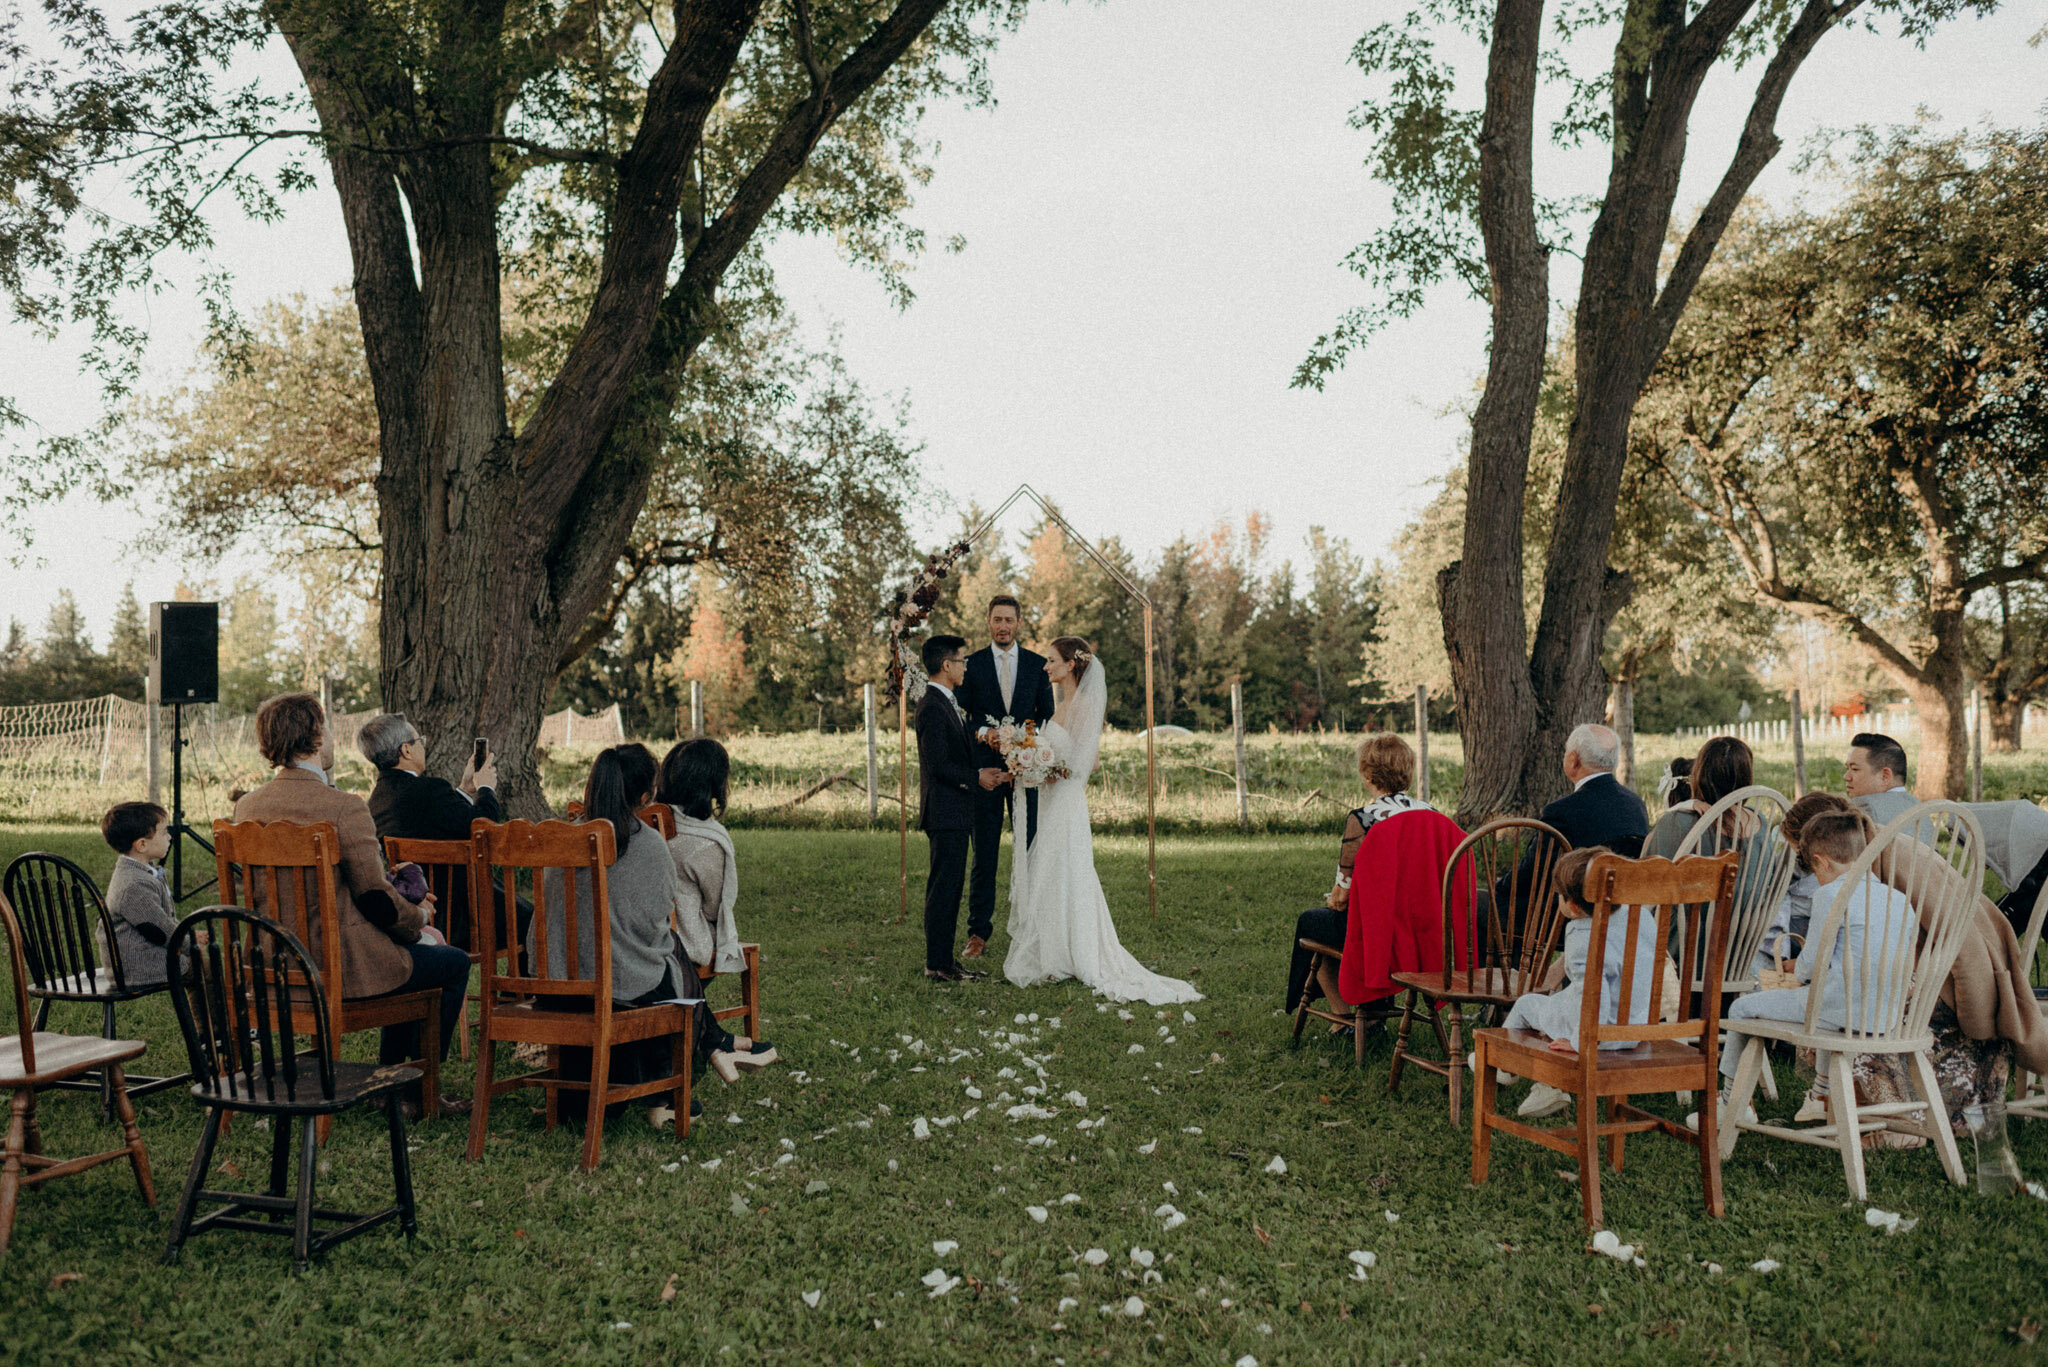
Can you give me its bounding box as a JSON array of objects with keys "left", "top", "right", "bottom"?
[{"left": 958, "top": 594, "right": 1057, "bottom": 960}]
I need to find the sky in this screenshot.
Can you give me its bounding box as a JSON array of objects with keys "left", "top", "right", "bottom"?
[{"left": 2, "top": 0, "right": 2043, "bottom": 647}]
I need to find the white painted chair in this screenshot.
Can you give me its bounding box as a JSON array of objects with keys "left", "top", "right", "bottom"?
[
  {"left": 1718, "top": 800, "right": 1980, "bottom": 1201},
  {"left": 2007, "top": 879, "right": 2048, "bottom": 1121},
  {"left": 1671, "top": 786, "right": 1802, "bottom": 1101}
]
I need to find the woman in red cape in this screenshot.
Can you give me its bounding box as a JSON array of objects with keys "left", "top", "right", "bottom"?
[{"left": 1337, "top": 750, "right": 1472, "bottom": 1010}]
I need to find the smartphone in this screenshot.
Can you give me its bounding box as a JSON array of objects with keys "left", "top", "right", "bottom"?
[{"left": 473, "top": 737, "right": 489, "bottom": 771}]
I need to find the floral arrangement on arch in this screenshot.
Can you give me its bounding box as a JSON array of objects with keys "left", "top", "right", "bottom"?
[{"left": 885, "top": 539, "right": 974, "bottom": 703}]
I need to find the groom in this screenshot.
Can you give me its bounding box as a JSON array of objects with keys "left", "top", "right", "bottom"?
[
  {"left": 957, "top": 594, "right": 1057, "bottom": 959},
  {"left": 916, "top": 634, "right": 1008, "bottom": 982}
]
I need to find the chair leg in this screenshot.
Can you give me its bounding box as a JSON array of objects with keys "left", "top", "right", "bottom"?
[
  {"left": 1355, "top": 1001, "right": 1370, "bottom": 1068},
  {"left": 385, "top": 1092, "right": 418, "bottom": 1238},
  {"left": 1606, "top": 1094, "right": 1625, "bottom": 1171},
  {"left": 1445, "top": 1011, "right": 1465, "bottom": 1128},
  {"left": 1721, "top": 1039, "right": 1765, "bottom": 1161},
  {"left": 743, "top": 944, "right": 761, "bottom": 1043},
  {"left": 581, "top": 1036, "right": 610, "bottom": 1172},
  {"left": 267, "top": 1109, "right": 295, "bottom": 1222},
  {"left": 1291, "top": 985, "right": 1311, "bottom": 1044},
  {"left": 1758, "top": 1045, "right": 1780, "bottom": 1101},
  {"left": 101, "top": 1001, "right": 118, "bottom": 1121},
  {"left": 292, "top": 1111, "right": 319, "bottom": 1273},
  {"left": 420, "top": 1006, "right": 441, "bottom": 1122},
  {"left": 163, "top": 1107, "right": 224, "bottom": 1265},
  {"left": 456, "top": 998, "right": 472, "bottom": 1062},
  {"left": 1470, "top": 1036, "right": 1496, "bottom": 1186},
  {"left": 1828, "top": 1050, "right": 1867, "bottom": 1203},
  {"left": 0, "top": 1089, "right": 30, "bottom": 1254},
  {"left": 467, "top": 1029, "right": 496, "bottom": 1163},
  {"left": 545, "top": 1047, "right": 561, "bottom": 1131},
  {"left": 1576, "top": 1084, "right": 1604, "bottom": 1229},
  {"left": 679, "top": 1012, "right": 695, "bottom": 1140},
  {"left": 106, "top": 1065, "right": 154, "bottom": 1206},
  {"left": 1388, "top": 991, "right": 1418, "bottom": 1093},
  {"left": 1908, "top": 1050, "right": 1966, "bottom": 1186}
]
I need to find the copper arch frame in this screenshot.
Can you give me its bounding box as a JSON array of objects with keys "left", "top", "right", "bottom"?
[{"left": 895, "top": 483, "right": 1159, "bottom": 921}]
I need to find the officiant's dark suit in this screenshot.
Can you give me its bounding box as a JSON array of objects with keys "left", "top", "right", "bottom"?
[
  {"left": 958, "top": 641, "right": 1056, "bottom": 942},
  {"left": 368, "top": 765, "right": 505, "bottom": 955},
  {"left": 917, "top": 679, "right": 982, "bottom": 975}
]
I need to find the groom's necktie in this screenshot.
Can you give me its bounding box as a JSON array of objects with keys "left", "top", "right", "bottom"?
[{"left": 999, "top": 649, "right": 1015, "bottom": 713}]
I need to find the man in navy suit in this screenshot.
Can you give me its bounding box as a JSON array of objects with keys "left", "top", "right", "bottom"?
[
  {"left": 1539, "top": 722, "right": 1650, "bottom": 857},
  {"left": 915, "top": 635, "right": 1009, "bottom": 981},
  {"left": 956, "top": 594, "right": 1057, "bottom": 959}
]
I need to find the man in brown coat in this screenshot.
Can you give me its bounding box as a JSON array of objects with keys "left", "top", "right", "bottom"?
[{"left": 233, "top": 693, "right": 472, "bottom": 1114}]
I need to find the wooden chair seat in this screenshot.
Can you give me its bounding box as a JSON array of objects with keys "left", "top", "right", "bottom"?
[
  {"left": 1, "top": 1033, "right": 147, "bottom": 1087},
  {"left": 26, "top": 969, "right": 164, "bottom": 1005},
  {"left": 198, "top": 1060, "right": 423, "bottom": 1115},
  {"left": 481, "top": 999, "right": 690, "bottom": 1047},
  {"left": 1481, "top": 1027, "right": 1715, "bottom": 1092},
  {"left": 1390, "top": 966, "right": 1536, "bottom": 1004}
]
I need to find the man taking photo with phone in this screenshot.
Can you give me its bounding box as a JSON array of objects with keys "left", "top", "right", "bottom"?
[{"left": 360, "top": 713, "right": 506, "bottom": 954}]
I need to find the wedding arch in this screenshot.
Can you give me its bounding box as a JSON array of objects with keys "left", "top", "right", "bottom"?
[{"left": 887, "top": 484, "right": 1159, "bottom": 921}]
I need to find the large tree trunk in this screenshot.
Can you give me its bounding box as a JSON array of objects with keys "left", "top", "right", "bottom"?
[
  {"left": 1440, "top": 0, "right": 1548, "bottom": 827},
  {"left": 1907, "top": 679, "right": 1969, "bottom": 801},
  {"left": 1989, "top": 696, "right": 2026, "bottom": 754}
]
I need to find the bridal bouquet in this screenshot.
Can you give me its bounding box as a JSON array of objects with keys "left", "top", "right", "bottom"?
[{"left": 977, "top": 717, "right": 1071, "bottom": 789}]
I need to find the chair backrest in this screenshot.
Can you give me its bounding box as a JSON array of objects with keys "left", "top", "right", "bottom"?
[
  {"left": 1671, "top": 785, "right": 1802, "bottom": 988},
  {"left": 166, "top": 906, "right": 339, "bottom": 1106},
  {"left": 560, "top": 800, "right": 672, "bottom": 840},
  {"left": 2018, "top": 878, "right": 2048, "bottom": 994},
  {"left": 2, "top": 852, "right": 123, "bottom": 996},
  {"left": 383, "top": 835, "right": 483, "bottom": 956},
  {"left": 1802, "top": 799, "right": 1984, "bottom": 1042},
  {"left": 1576, "top": 851, "right": 1740, "bottom": 1055},
  {"left": 470, "top": 818, "right": 617, "bottom": 1008},
  {"left": 212, "top": 820, "right": 348, "bottom": 1028},
  {"left": 0, "top": 889, "right": 42, "bottom": 1074},
  {"left": 1441, "top": 818, "right": 1571, "bottom": 991}
]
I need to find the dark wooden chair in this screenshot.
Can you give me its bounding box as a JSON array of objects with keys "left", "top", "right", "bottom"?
[
  {"left": 214, "top": 820, "right": 441, "bottom": 1134},
  {"left": 160, "top": 907, "right": 419, "bottom": 1274},
  {"left": 2, "top": 852, "right": 190, "bottom": 1109},
  {"left": 383, "top": 836, "right": 487, "bottom": 1060},
  {"left": 465, "top": 819, "right": 695, "bottom": 1171},
  {"left": 566, "top": 801, "right": 762, "bottom": 1042},
  {"left": 1385, "top": 819, "right": 1570, "bottom": 1125},
  {"left": 0, "top": 886, "right": 156, "bottom": 1254},
  {"left": 1471, "top": 850, "right": 1739, "bottom": 1229}
]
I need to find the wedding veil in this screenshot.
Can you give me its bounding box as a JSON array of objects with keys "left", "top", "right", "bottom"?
[{"left": 1064, "top": 652, "right": 1107, "bottom": 779}]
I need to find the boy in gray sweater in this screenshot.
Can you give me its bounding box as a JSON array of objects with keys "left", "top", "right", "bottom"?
[{"left": 101, "top": 800, "right": 176, "bottom": 987}]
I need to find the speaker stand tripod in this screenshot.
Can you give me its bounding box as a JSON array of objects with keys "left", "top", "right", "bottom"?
[{"left": 165, "top": 701, "right": 217, "bottom": 903}]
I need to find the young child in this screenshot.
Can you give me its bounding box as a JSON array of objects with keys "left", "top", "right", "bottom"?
[
  {"left": 101, "top": 800, "right": 177, "bottom": 987},
  {"left": 1501, "top": 846, "right": 1663, "bottom": 1118},
  {"left": 1706, "top": 809, "right": 1915, "bottom": 1127}
]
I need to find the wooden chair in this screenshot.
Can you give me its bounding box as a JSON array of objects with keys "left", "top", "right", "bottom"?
[
  {"left": 213, "top": 820, "right": 441, "bottom": 1133},
  {"left": 1385, "top": 819, "right": 1571, "bottom": 1125},
  {"left": 2, "top": 852, "right": 190, "bottom": 1110},
  {"left": 383, "top": 836, "right": 487, "bottom": 1060},
  {"left": 160, "top": 907, "right": 419, "bottom": 1274},
  {"left": 2008, "top": 878, "right": 2048, "bottom": 1121},
  {"left": 465, "top": 818, "right": 695, "bottom": 1172},
  {"left": 569, "top": 800, "right": 763, "bottom": 1042},
  {"left": 1718, "top": 801, "right": 1980, "bottom": 1199},
  {"left": 1472, "top": 850, "right": 1740, "bottom": 1230},
  {"left": 0, "top": 887, "right": 156, "bottom": 1253}
]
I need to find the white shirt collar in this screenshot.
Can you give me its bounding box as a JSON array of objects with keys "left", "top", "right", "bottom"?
[
  {"left": 994, "top": 643, "right": 1016, "bottom": 658},
  {"left": 929, "top": 682, "right": 957, "bottom": 703},
  {"left": 1886, "top": 785, "right": 1910, "bottom": 794},
  {"left": 1574, "top": 770, "right": 1611, "bottom": 791},
  {"left": 292, "top": 760, "right": 334, "bottom": 786}
]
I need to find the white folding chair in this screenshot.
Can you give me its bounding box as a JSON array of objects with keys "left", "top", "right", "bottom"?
[{"left": 1718, "top": 800, "right": 1979, "bottom": 1201}]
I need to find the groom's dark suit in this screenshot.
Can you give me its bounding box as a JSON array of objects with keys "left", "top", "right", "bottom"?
[
  {"left": 958, "top": 643, "right": 1057, "bottom": 941},
  {"left": 916, "top": 684, "right": 981, "bottom": 973}
]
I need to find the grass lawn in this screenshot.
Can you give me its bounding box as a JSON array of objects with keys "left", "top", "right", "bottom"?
[{"left": 1, "top": 823, "right": 2046, "bottom": 1364}]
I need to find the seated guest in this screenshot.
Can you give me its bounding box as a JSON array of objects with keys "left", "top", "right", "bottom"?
[
  {"left": 100, "top": 800, "right": 175, "bottom": 987},
  {"left": 1697, "top": 810, "right": 1915, "bottom": 1131},
  {"left": 1542, "top": 723, "right": 1650, "bottom": 857},
  {"left": 361, "top": 712, "right": 508, "bottom": 953},
  {"left": 545, "top": 744, "right": 698, "bottom": 1129},
  {"left": 234, "top": 692, "right": 471, "bottom": 1117},
  {"left": 1845, "top": 731, "right": 1915, "bottom": 827},
  {"left": 1645, "top": 735, "right": 1762, "bottom": 855},
  {"left": 1752, "top": 791, "right": 1837, "bottom": 978},
  {"left": 656, "top": 738, "right": 776, "bottom": 1080},
  {"left": 1656, "top": 756, "right": 1693, "bottom": 808},
  {"left": 1331, "top": 737, "right": 1472, "bottom": 1020},
  {"left": 1501, "top": 846, "right": 1662, "bottom": 1119},
  {"left": 1283, "top": 736, "right": 1427, "bottom": 1024}
]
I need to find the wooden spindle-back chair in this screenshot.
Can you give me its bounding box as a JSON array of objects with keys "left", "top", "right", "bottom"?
[
  {"left": 1472, "top": 850, "right": 1740, "bottom": 1230},
  {"left": 0, "top": 886, "right": 155, "bottom": 1253},
  {"left": 383, "top": 836, "right": 486, "bottom": 1059},
  {"left": 161, "top": 907, "right": 419, "bottom": 1273},
  {"left": 213, "top": 820, "right": 441, "bottom": 1130},
  {"left": 1384, "top": 819, "right": 1570, "bottom": 1125},
  {"left": 465, "top": 818, "right": 694, "bottom": 1171},
  {"left": 1669, "top": 785, "right": 1802, "bottom": 997},
  {"left": 2, "top": 852, "right": 188, "bottom": 1107},
  {"left": 1719, "top": 801, "right": 1981, "bottom": 1199}
]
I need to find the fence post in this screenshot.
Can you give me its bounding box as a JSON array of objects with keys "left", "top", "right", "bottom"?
[
  {"left": 690, "top": 680, "right": 704, "bottom": 738},
  {"left": 1231, "top": 679, "right": 1248, "bottom": 831},
  {"left": 1790, "top": 688, "right": 1806, "bottom": 797},
  {"left": 1415, "top": 684, "right": 1431, "bottom": 803},
  {"left": 864, "top": 684, "right": 879, "bottom": 822},
  {"left": 1972, "top": 685, "right": 1984, "bottom": 802}
]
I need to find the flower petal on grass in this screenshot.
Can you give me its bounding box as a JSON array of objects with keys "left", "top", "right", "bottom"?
[
  {"left": 1123, "top": 1296, "right": 1145, "bottom": 1317},
  {"left": 1081, "top": 1248, "right": 1110, "bottom": 1266},
  {"left": 933, "top": 1240, "right": 959, "bottom": 1256},
  {"left": 1127, "top": 1044, "right": 1146, "bottom": 1055},
  {"left": 1138, "top": 1139, "right": 1159, "bottom": 1155},
  {"left": 1026, "top": 1205, "right": 1049, "bottom": 1223},
  {"left": 802, "top": 1290, "right": 822, "bottom": 1309},
  {"left": 1384, "top": 1210, "right": 1400, "bottom": 1223},
  {"left": 1265, "top": 1155, "right": 1287, "bottom": 1175},
  {"left": 912, "top": 1117, "right": 931, "bottom": 1141},
  {"left": 1060, "top": 1192, "right": 1082, "bottom": 1204},
  {"left": 1750, "top": 1259, "right": 1781, "bottom": 1274},
  {"left": 1130, "top": 1247, "right": 1155, "bottom": 1268},
  {"left": 1063, "top": 1090, "right": 1088, "bottom": 1108}
]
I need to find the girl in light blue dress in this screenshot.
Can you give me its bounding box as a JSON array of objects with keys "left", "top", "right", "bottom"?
[{"left": 1503, "top": 846, "right": 1662, "bottom": 1052}]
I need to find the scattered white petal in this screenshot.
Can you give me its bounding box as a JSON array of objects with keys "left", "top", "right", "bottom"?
[
  {"left": 912, "top": 1118, "right": 931, "bottom": 1141},
  {"left": 779, "top": 1138, "right": 796, "bottom": 1152},
  {"left": 1384, "top": 1210, "right": 1400, "bottom": 1224},
  {"left": 1058, "top": 1297, "right": 1079, "bottom": 1312},
  {"left": 1264, "top": 1155, "right": 1288, "bottom": 1175},
  {"left": 1236, "top": 1358, "right": 1259, "bottom": 1367},
  {"left": 1049, "top": 1017, "right": 1062, "bottom": 1029},
  {"left": 728, "top": 1194, "right": 751, "bottom": 1215},
  {"left": 775, "top": 1153, "right": 794, "bottom": 1166},
  {"left": 1007, "top": 1104, "right": 1056, "bottom": 1120},
  {"left": 1864, "top": 1207, "right": 1918, "bottom": 1235},
  {"left": 1163, "top": 1182, "right": 1178, "bottom": 1195},
  {"left": 1060, "top": 1193, "right": 1082, "bottom": 1204},
  {"left": 1063, "top": 1090, "right": 1088, "bottom": 1109},
  {"left": 1705, "top": 1262, "right": 1724, "bottom": 1275},
  {"left": 1138, "top": 1140, "right": 1158, "bottom": 1155},
  {"left": 1257, "top": 1323, "right": 1273, "bottom": 1335},
  {"left": 1026, "top": 1205, "right": 1049, "bottom": 1223},
  {"left": 1182, "top": 1127, "right": 1202, "bottom": 1135},
  {"left": 1183, "top": 1011, "right": 1198, "bottom": 1023},
  {"left": 660, "top": 1162, "right": 680, "bottom": 1173},
  {"left": 1025, "top": 1134, "right": 1051, "bottom": 1147},
  {"left": 801, "top": 1290, "right": 822, "bottom": 1309},
  {"left": 1750, "top": 1259, "right": 1781, "bottom": 1274},
  {"left": 2027, "top": 1181, "right": 2047, "bottom": 1201},
  {"left": 965, "top": 1086, "right": 983, "bottom": 1100},
  {"left": 1633, "top": 1256, "right": 1647, "bottom": 1269},
  {"left": 1162, "top": 1211, "right": 1188, "bottom": 1230},
  {"left": 1130, "top": 1248, "right": 1155, "bottom": 1268},
  {"left": 1117, "top": 1009, "right": 1134, "bottom": 1021},
  {"left": 921, "top": 1268, "right": 951, "bottom": 1288},
  {"left": 1158, "top": 1026, "right": 1172, "bottom": 1038},
  {"left": 1154, "top": 1203, "right": 1179, "bottom": 1219},
  {"left": 933, "top": 1240, "right": 959, "bottom": 1256},
  {"left": 1127, "top": 1044, "right": 1145, "bottom": 1055},
  {"left": 963, "top": 1107, "right": 980, "bottom": 1121},
  {"left": 1143, "top": 1269, "right": 1163, "bottom": 1285},
  {"left": 805, "top": 1180, "right": 829, "bottom": 1195},
  {"left": 726, "top": 1113, "right": 744, "bottom": 1125},
  {"left": 1015, "top": 1013, "right": 1029, "bottom": 1024},
  {"left": 887, "top": 1159, "right": 899, "bottom": 1172},
  {"left": 927, "top": 1276, "right": 961, "bottom": 1299},
  {"left": 700, "top": 1157, "right": 722, "bottom": 1172},
  {"left": 611, "top": 1321, "right": 633, "bottom": 1330},
  {"left": 1122, "top": 1296, "right": 1145, "bottom": 1318},
  {"left": 1590, "top": 1231, "right": 1636, "bottom": 1262},
  {"left": 1349, "top": 1250, "right": 1376, "bottom": 1268},
  {"left": 1081, "top": 1248, "right": 1110, "bottom": 1266}
]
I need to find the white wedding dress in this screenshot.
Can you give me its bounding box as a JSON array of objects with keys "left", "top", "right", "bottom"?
[{"left": 1003, "top": 660, "right": 1201, "bottom": 1004}]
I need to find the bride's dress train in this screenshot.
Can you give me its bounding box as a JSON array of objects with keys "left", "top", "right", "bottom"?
[{"left": 1003, "top": 660, "right": 1200, "bottom": 1005}]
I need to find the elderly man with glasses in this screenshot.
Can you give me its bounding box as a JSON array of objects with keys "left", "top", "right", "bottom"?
[{"left": 361, "top": 713, "right": 505, "bottom": 955}]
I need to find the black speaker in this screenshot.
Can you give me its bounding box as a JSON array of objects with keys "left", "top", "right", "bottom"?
[{"left": 151, "top": 601, "right": 219, "bottom": 705}]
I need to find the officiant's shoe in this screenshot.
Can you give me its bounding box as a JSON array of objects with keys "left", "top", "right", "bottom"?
[
  {"left": 965, "top": 935, "right": 988, "bottom": 959},
  {"left": 946, "top": 961, "right": 989, "bottom": 982},
  {"left": 924, "top": 966, "right": 964, "bottom": 983}
]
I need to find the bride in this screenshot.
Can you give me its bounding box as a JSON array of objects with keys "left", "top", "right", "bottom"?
[{"left": 1004, "top": 636, "right": 1201, "bottom": 1004}]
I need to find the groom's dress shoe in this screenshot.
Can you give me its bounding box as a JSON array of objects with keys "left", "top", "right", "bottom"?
[
  {"left": 955, "top": 964, "right": 988, "bottom": 982},
  {"left": 924, "top": 967, "right": 963, "bottom": 983},
  {"left": 965, "top": 935, "right": 988, "bottom": 959}
]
